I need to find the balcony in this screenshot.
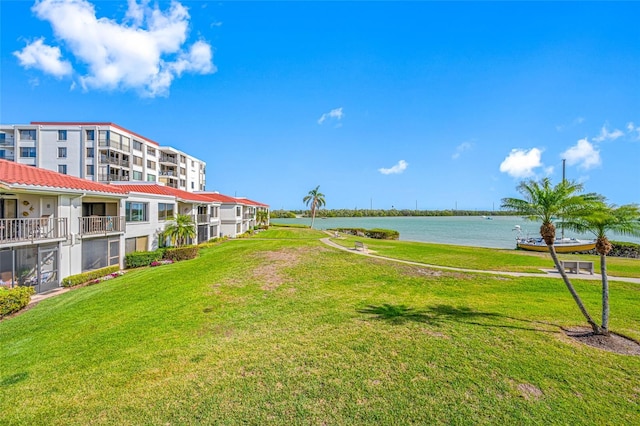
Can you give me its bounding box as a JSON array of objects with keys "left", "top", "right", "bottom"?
[
  {"left": 196, "top": 214, "right": 215, "bottom": 224},
  {"left": 79, "top": 216, "right": 125, "bottom": 236},
  {"left": 0, "top": 217, "right": 68, "bottom": 245},
  {"left": 0, "top": 136, "right": 15, "bottom": 147},
  {"left": 160, "top": 170, "right": 177, "bottom": 177},
  {"left": 98, "top": 174, "right": 130, "bottom": 182},
  {"left": 160, "top": 155, "right": 178, "bottom": 165},
  {"left": 100, "top": 156, "right": 130, "bottom": 168}
]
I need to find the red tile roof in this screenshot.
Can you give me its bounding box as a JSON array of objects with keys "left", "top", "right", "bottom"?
[
  {"left": 197, "top": 192, "right": 269, "bottom": 207},
  {"left": 0, "top": 160, "right": 126, "bottom": 195},
  {"left": 114, "top": 184, "right": 214, "bottom": 203},
  {"left": 29, "top": 122, "right": 159, "bottom": 146}
]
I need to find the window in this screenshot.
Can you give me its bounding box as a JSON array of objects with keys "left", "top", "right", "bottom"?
[
  {"left": 58, "top": 130, "right": 67, "bottom": 140},
  {"left": 125, "top": 202, "right": 148, "bottom": 222},
  {"left": 191, "top": 160, "right": 195, "bottom": 167},
  {"left": 86, "top": 130, "right": 95, "bottom": 141},
  {"left": 132, "top": 171, "right": 143, "bottom": 181},
  {"left": 86, "top": 164, "right": 94, "bottom": 176},
  {"left": 191, "top": 182, "right": 194, "bottom": 189},
  {"left": 147, "top": 174, "right": 156, "bottom": 182},
  {"left": 147, "top": 147, "right": 156, "bottom": 156},
  {"left": 86, "top": 147, "right": 94, "bottom": 158},
  {"left": 180, "top": 155, "right": 186, "bottom": 163},
  {"left": 58, "top": 165, "right": 67, "bottom": 174},
  {"left": 179, "top": 179, "right": 186, "bottom": 187},
  {"left": 125, "top": 236, "right": 148, "bottom": 254},
  {"left": 0, "top": 150, "right": 6, "bottom": 159},
  {"left": 57, "top": 147, "right": 67, "bottom": 158},
  {"left": 236, "top": 206, "right": 241, "bottom": 217},
  {"left": 19, "top": 129, "right": 36, "bottom": 140},
  {"left": 99, "top": 130, "right": 109, "bottom": 145},
  {"left": 147, "top": 160, "right": 156, "bottom": 169},
  {"left": 180, "top": 167, "right": 186, "bottom": 175},
  {"left": 133, "top": 155, "right": 143, "bottom": 166},
  {"left": 82, "top": 237, "right": 119, "bottom": 271},
  {"left": 20, "top": 147, "right": 36, "bottom": 158},
  {"left": 121, "top": 136, "right": 130, "bottom": 152},
  {"left": 133, "top": 140, "right": 143, "bottom": 151},
  {"left": 158, "top": 203, "right": 175, "bottom": 221}
]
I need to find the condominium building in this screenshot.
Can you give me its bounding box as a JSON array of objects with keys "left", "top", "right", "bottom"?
[{"left": 0, "top": 122, "right": 206, "bottom": 192}]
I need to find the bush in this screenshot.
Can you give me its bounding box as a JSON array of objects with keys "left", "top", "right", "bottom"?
[
  {"left": 0, "top": 286, "right": 36, "bottom": 318},
  {"left": 163, "top": 246, "right": 198, "bottom": 262},
  {"left": 125, "top": 250, "right": 164, "bottom": 268},
  {"left": 61, "top": 265, "right": 121, "bottom": 288},
  {"left": 330, "top": 227, "right": 400, "bottom": 240}
]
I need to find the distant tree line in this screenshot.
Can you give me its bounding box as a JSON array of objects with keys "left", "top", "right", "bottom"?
[{"left": 270, "top": 209, "right": 514, "bottom": 218}]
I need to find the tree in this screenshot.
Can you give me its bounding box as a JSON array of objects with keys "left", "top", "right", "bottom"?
[
  {"left": 501, "top": 178, "right": 603, "bottom": 333},
  {"left": 163, "top": 214, "right": 196, "bottom": 247},
  {"left": 303, "top": 185, "right": 326, "bottom": 229},
  {"left": 256, "top": 209, "right": 269, "bottom": 227},
  {"left": 560, "top": 202, "right": 640, "bottom": 334}
]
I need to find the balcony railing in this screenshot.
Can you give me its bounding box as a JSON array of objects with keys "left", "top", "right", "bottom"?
[
  {"left": 79, "top": 216, "right": 125, "bottom": 235},
  {"left": 0, "top": 217, "right": 68, "bottom": 244},
  {"left": 196, "top": 214, "right": 211, "bottom": 224},
  {"left": 160, "top": 155, "right": 178, "bottom": 164},
  {"left": 0, "top": 137, "right": 15, "bottom": 146},
  {"left": 98, "top": 174, "right": 130, "bottom": 182},
  {"left": 100, "top": 156, "right": 130, "bottom": 167},
  {"left": 160, "top": 170, "right": 177, "bottom": 177}
]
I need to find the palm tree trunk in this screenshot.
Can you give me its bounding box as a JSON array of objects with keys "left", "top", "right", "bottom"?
[
  {"left": 600, "top": 254, "right": 610, "bottom": 335},
  {"left": 310, "top": 206, "right": 316, "bottom": 229},
  {"left": 547, "top": 245, "right": 602, "bottom": 334}
]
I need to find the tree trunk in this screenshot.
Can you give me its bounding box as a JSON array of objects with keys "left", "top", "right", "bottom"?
[
  {"left": 547, "top": 245, "right": 602, "bottom": 334},
  {"left": 600, "top": 254, "right": 610, "bottom": 335},
  {"left": 310, "top": 208, "right": 316, "bottom": 229}
]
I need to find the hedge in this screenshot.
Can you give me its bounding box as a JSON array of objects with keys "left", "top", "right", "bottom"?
[
  {"left": 125, "top": 249, "right": 165, "bottom": 268},
  {"left": 163, "top": 246, "right": 198, "bottom": 262},
  {"left": 61, "top": 265, "right": 120, "bottom": 288},
  {"left": 0, "top": 286, "right": 36, "bottom": 318},
  {"left": 330, "top": 227, "right": 400, "bottom": 240}
]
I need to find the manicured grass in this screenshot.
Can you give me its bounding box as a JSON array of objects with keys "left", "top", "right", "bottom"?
[
  {"left": 1, "top": 233, "right": 639, "bottom": 424},
  {"left": 253, "top": 226, "right": 328, "bottom": 239},
  {"left": 330, "top": 235, "right": 640, "bottom": 278}
]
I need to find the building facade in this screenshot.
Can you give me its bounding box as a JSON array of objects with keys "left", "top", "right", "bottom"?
[{"left": 0, "top": 122, "right": 206, "bottom": 192}]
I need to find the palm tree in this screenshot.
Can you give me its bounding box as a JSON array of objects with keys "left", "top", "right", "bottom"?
[
  {"left": 561, "top": 202, "right": 640, "bottom": 334},
  {"left": 163, "top": 214, "right": 196, "bottom": 247},
  {"left": 303, "top": 185, "right": 326, "bottom": 229},
  {"left": 501, "top": 178, "right": 603, "bottom": 333},
  {"left": 256, "top": 209, "right": 269, "bottom": 228}
]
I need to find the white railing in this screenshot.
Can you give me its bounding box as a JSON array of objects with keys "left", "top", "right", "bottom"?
[
  {"left": 0, "top": 217, "right": 68, "bottom": 244},
  {"left": 79, "top": 216, "right": 125, "bottom": 235}
]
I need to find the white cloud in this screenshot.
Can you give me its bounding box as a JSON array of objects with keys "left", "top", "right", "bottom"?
[
  {"left": 378, "top": 160, "right": 408, "bottom": 175},
  {"left": 627, "top": 122, "right": 640, "bottom": 140},
  {"left": 318, "top": 107, "right": 344, "bottom": 125},
  {"left": 14, "top": 0, "right": 215, "bottom": 97},
  {"left": 499, "top": 148, "right": 543, "bottom": 178},
  {"left": 452, "top": 142, "right": 473, "bottom": 159},
  {"left": 593, "top": 124, "right": 624, "bottom": 142},
  {"left": 13, "top": 38, "right": 72, "bottom": 78},
  {"left": 561, "top": 138, "right": 601, "bottom": 170}
]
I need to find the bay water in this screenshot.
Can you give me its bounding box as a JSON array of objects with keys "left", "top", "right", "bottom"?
[{"left": 271, "top": 216, "right": 640, "bottom": 249}]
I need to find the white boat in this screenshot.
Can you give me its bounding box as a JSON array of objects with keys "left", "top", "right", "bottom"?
[{"left": 512, "top": 225, "right": 595, "bottom": 253}]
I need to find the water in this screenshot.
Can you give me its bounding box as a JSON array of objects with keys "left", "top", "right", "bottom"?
[{"left": 271, "top": 216, "right": 640, "bottom": 249}]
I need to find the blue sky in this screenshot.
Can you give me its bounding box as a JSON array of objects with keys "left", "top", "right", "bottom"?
[{"left": 1, "top": 1, "right": 639, "bottom": 210}]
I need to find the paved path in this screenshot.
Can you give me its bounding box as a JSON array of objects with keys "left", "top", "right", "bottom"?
[{"left": 320, "top": 237, "right": 640, "bottom": 284}]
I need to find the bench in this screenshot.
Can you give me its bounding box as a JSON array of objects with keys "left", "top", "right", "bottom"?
[
  {"left": 354, "top": 241, "right": 367, "bottom": 252},
  {"left": 560, "top": 260, "right": 594, "bottom": 275}
]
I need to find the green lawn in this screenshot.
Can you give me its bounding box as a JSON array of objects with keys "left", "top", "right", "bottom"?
[
  {"left": 1, "top": 232, "right": 639, "bottom": 424},
  {"left": 329, "top": 235, "right": 640, "bottom": 278}
]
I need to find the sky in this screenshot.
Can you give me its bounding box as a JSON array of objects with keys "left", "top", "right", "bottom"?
[{"left": 1, "top": 0, "right": 639, "bottom": 211}]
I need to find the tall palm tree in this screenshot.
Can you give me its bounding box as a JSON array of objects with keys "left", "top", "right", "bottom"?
[
  {"left": 561, "top": 202, "right": 640, "bottom": 334},
  {"left": 303, "top": 185, "right": 326, "bottom": 229},
  {"left": 163, "top": 214, "right": 196, "bottom": 247},
  {"left": 256, "top": 209, "right": 269, "bottom": 227},
  {"left": 501, "top": 178, "right": 602, "bottom": 333}
]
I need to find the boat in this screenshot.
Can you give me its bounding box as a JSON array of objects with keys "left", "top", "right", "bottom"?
[
  {"left": 512, "top": 225, "right": 595, "bottom": 253},
  {"left": 516, "top": 237, "right": 596, "bottom": 253}
]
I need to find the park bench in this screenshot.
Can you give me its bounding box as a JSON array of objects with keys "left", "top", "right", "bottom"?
[
  {"left": 354, "top": 241, "right": 367, "bottom": 252},
  {"left": 560, "top": 260, "right": 594, "bottom": 275}
]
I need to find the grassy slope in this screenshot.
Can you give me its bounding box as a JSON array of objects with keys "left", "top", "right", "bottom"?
[
  {"left": 1, "top": 234, "right": 639, "bottom": 424},
  {"left": 329, "top": 235, "right": 640, "bottom": 278}
]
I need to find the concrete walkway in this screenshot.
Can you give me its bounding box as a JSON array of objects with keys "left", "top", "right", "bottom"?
[{"left": 320, "top": 237, "right": 640, "bottom": 284}]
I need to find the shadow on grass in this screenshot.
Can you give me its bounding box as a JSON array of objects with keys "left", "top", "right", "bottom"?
[
  {"left": 0, "top": 372, "right": 28, "bottom": 387},
  {"left": 358, "top": 303, "right": 558, "bottom": 333}
]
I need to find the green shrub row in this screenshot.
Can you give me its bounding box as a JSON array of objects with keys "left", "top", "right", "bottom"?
[
  {"left": 0, "top": 286, "right": 36, "bottom": 318},
  {"left": 330, "top": 227, "right": 400, "bottom": 240},
  {"left": 61, "top": 265, "right": 120, "bottom": 288},
  {"left": 125, "top": 249, "right": 165, "bottom": 268},
  {"left": 163, "top": 246, "right": 198, "bottom": 262}
]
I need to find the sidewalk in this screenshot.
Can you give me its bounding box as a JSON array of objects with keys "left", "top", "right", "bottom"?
[{"left": 320, "top": 237, "right": 640, "bottom": 284}]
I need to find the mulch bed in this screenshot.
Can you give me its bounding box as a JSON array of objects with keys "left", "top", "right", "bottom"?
[{"left": 564, "top": 327, "right": 640, "bottom": 356}]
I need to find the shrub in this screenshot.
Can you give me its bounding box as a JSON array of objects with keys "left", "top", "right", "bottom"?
[
  {"left": 0, "top": 286, "right": 36, "bottom": 318},
  {"left": 125, "top": 250, "right": 164, "bottom": 268},
  {"left": 163, "top": 246, "right": 198, "bottom": 262},
  {"left": 61, "top": 265, "right": 121, "bottom": 288},
  {"left": 330, "top": 227, "right": 400, "bottom": 240}
]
